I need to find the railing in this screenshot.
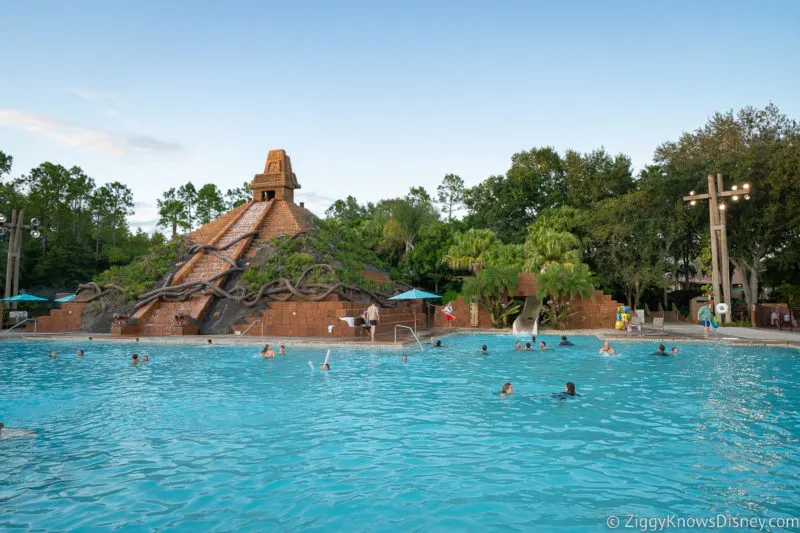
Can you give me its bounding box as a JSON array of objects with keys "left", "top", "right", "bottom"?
[
  {"left": 395, "top": 324, "right": 424, "bottom": 351},
  {"left": 239, "top": 319, "right": 263, "bottom": 337},
  {"left": 0, "top": 318, "right": 37, "bottom": 336}
]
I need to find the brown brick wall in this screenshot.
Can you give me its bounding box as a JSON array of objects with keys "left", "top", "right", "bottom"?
[
  {"left": 24, "top": 302, "right": 87, "bottom": 333},
  {"left": 186, "top": 202, "right": 250, "bottom": 244},
  {"left": 433, "top": 296, "right": 494, "bottom": 328},
  {"left": 233, "top": 301, "right": 421, "bottom": 338}
]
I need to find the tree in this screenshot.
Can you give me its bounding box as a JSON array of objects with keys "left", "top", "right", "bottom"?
[
  {"left": 380, "top": 189, "right": 439, "bottom": 259},
  {"left": 225, "top": 181, "right": 251, "bottom": 210},
  {"left": 563, "top": 149, "right": 634, "bottom": 209},
  {"left": 196, "top": 184, "right": 226, "bottom": 225},
  {"left": 523, "top": 207, "right": 582, "bottom": 273},
  {"left": 442, "top": 228, "right": 502, "bottom": 274},
  {"left": 462, "top": 265, "right": 521, "bottom": 327},
  {"left": 177, "top": 182, "right": 198, "bottom": 231},
  {"left": 0, "top": 150, "right": 11, "bottom": 177},
  {"left": 535, "top": 263, "right": 594, "bottom": 329},
  {"left": 157, "top": 188, "right": 187, "bottom": 239},
  {"left": 99, "top": 181, "right": 134, "bottom": 247},
  {"left": 654, "top": 104, "right": 800, "bottom": 307},
  {"left": 437, "top": 174, "right": 465, "bottom": 220},
  {"left": 463, "top": 147, "right": 565, "bottom": 242},
  {"left": 325, "top": 195, "right": 369, "bottom": 224}
]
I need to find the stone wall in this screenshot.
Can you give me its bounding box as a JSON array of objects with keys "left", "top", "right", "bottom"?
[
  {"left": 433, "top": 296, "right": 493, "bottom": 328},
  {"left": 24, "top": 302, "right": 87, "bottom": 333},
  {"left": 557, "top": 290, "right": 622, "bottom": 329},
  {"left": 233, "top": 301, "right": 422, "bottom": 338}
]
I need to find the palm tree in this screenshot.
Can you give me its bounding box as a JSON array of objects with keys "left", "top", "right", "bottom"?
[
  {"left": 523, "top": 207, "right": 583, "bottom": 272},
  {"left": 442, "top": 228, "right": 501, "bottom": 274},
  {"left": 535, "top": 263, "right": 594, "bottom": 329},
  {"left": 462, "top": 265, "right": 521, "bottom": 327}
]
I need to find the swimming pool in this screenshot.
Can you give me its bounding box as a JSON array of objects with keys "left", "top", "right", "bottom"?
[{"left": 2, "top": 334, "right": 799, "bottom": 532}]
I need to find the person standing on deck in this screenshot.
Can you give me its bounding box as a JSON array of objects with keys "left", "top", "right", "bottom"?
[
  {"left": 366, "top": 301, "right": 380, "bottom": 343},
  {"left": 698, "top": 301, "right": 714, "bottom": 337}
]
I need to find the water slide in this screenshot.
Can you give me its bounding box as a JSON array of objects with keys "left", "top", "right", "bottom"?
[{"left": 512, "top": 296, "right": 541, "bottom": 335}]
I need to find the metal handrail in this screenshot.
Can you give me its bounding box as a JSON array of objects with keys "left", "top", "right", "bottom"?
[
  {"left": 240, "top": 319, "right": 263, "bottom": 336},
  {"left": 0, "top": 318, "right": 37, "bottom": 336},
  {"left": 394, "top": 324, "right": 424, "bottom": 351}
]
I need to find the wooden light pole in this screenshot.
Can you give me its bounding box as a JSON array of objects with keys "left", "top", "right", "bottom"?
[
  {"left": 683, "top": 173, "right": 750, "bottom": 323},
  {"left": 1, "top": 209, "right": 40, "bottom": 311}
]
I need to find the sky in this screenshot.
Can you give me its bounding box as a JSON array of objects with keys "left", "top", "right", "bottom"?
[{"left": 1, "top": 0, "right": 799, "bottom": 232}]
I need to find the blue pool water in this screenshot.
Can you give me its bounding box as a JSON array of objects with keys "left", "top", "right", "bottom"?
[{"left": 1, "top": 334, "right": 799, "bottom": 532}]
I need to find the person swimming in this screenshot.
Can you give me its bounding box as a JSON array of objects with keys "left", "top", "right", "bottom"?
[
  {"left": 524, "top": 342, "right": 531, "bottom": 351},
  {"left": 0, "top": 423, "right": 35, "bottom": 441},
  {"left": 500, "top": 382, "right": 514, "bottom": 394},
  {"left": 514, "top": 341, "right": 522, "bottom": 350},
  {"left": 539, "top": 341, "right": 547, "bottom": 350},
  {"left": 653, "top": 344, "right": 668, "bottom": 356},
  {"left": 207, "top": 339, "right": 213, "bottom": 346},
  {"left": 279, "top": 345, "right": 286, "bottom": 355},
  {"left": 531, "top": 335, "right": 536, "bottom": 343},
  {"left": 401, "top": 353, "right": 408, "bottom": 362},
  {"left": 142, "top": 355, "right": 149, "bottom": 362},
  {"left": 434, "top": 340, "right": 442, "bottom": 348},
  {"left": 49, "top": 350, "right": 57, "bottom": 358},
  {"left": 552, "top": 381, "right": 580, "bottom": 399},
  {"left": 260, "top": 344, "right": 275, "bottom": 358},
  {"left": 480, "top": 345, "right": 488, "bottom": 353},
  {"left": 131, "top": 354, "right": 139, "bottom": 364},
  {"left": 77, "top": 349, "right": 84, "bottom": 357},
  {"left": 670, "top": 347, "right": 679, "bottom": 354},
  {"left": 598, "top": 341, "right": 617, "bottom": 355},
  {"left": 320, "top": 363, "right": 330, "bottom": 370},
  {"left": 310, "top": 350, "right": 331, "bottom": 370},
  {"left": 559, "top": 336, "right": 574, "bottom": 346}
]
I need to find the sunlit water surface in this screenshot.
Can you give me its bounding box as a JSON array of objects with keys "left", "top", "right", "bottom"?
[{"left": 1, "top": 335, "right": 799, "bottom": 532}]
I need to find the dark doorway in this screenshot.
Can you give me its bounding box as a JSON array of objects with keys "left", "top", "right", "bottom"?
[{"left": 262, "top": 190, "right": 276, "bottom": 201}]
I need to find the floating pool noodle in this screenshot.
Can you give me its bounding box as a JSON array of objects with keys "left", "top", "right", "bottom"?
[
  {"left": 323, "top": 350, "right": 330, "bottom": 366},
  {"left": 308, "top": 361, "right": 314, "bottom": 370}
]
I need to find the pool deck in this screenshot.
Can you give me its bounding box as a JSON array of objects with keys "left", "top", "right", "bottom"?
[{"left": 2, "top": 322, "right": 799, "bottom": 349}]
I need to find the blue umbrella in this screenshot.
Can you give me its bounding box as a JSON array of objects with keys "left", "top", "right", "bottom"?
[
  {"left": 389, "top": 289, "right": 441, "bottom": 300},
  {"left": 55, "top": 294, "right": 76, "bottom": 302},
  {"left": 1, "top": 293, "right": 49, "bottom": 302}
]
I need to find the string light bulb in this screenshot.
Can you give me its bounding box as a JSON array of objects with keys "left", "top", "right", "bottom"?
[
  {"left": 732, "top": 195, "right": 739, "bottom": 201},
  {"left": 743, "top": 183, "right": 750, "bottom": 189},
  {"left": 731, "top": 185, "right": 738, "bottom": 191},
  {"left": 719, "top": 203, "right": 726, "bottom": 210},
  {"left": 690, "top": 200, "right": 696, "bottom": 206},
  {"left": 689, "top": 190, "right": 696, "bottom": 196},
  {"left": 744, "top": 194, "right": 751, "bottom": 200}
]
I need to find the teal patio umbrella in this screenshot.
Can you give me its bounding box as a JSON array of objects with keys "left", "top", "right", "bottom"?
[
  {"left": 389, "top": 289, "right": 441, "bottom": 332},
  {"left": 1, "top": 293, "right": 49, "bottom": 302},
  {"left": 54, "top": 294, "right": 76, "bottom": 303}
]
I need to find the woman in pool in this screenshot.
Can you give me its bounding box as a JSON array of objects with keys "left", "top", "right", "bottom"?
[
  {"left": 500, "top": 383, "right": 514, "bottom": 394},
  {"left": 539, "top": 341, "right": 548, "bottom": 350},
  {"left": 598, "top": 341, "right": 616, "bottom": 355},
  {"left": 553, "top": 382, "right": 580, "bottom": 399},
  {"left": 480, "top": 345, "right": 488, "bottom": 353},
  {"left": 401, "top": 353, "right": 408, "bottom": 362},
  {"left": 514, "top": 341, "right": 522, "bottom": 350},
  {"left": 279, "top": 345, "right": 286, "bottom": 355},
  {"left": 260, "top": 344, "right": 275, "bottom": 358},
  {"left": 524, "top": 342, "right": 532, "bottom": 351},
  {"left": 77, "top": 349, "right": 84, "bottom": 357}
]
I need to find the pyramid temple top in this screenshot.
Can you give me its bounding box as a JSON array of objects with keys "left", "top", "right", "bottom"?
[{"left": 250, "top": 149, "right": 301, "bottom": 203}]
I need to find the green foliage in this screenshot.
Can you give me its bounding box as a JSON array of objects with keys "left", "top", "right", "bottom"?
[
  {"left": 196, "top": 184, "right": 226, "bottom": 225},
  {"left": 541, "top": 300, "right": 579, "bottom": 330},
  {"left": 523, "top": 207, "right": 582, "bottom": 273},
  {"left": 437, "top": 174, "right": 464, "bottom": 220},
  {"left": 94, "top": 240, "right": 184, "bottom": 299},
  {"left": 462, "top": 265, "right": 520, "bottom": 327},
  {"left": 442, "top": 228, "right": 502, "bottom": 274}
]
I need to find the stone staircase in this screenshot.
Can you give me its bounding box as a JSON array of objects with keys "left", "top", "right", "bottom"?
[
  {"left": 24, "top": 302, "right": 87, "bottom": 333},
  {"left": 132, "top": 200, "right": 272, "bottom": 336}
]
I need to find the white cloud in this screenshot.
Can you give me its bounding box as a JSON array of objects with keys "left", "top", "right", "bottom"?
[
  {"left": 0, "top": 108, "right": 184, "bottom": 156},
  {"left": 70, "top": 88, "right": 118, "bottom": 100}
]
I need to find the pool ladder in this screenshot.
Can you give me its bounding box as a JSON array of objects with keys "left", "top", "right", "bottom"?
[{"left": 395, "top": 325, "right": 424, "bottom": 351}]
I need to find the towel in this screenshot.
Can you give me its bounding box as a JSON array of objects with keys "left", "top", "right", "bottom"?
[{"left": 339, "top": 317, "right": 356, "bottom": 328}]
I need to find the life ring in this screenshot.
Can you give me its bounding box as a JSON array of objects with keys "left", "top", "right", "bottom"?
[{"left": 715, "top": 303, "right": 729, "bottom": 315}]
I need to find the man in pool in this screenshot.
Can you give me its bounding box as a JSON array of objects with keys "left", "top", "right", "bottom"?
[
  {"left": 598, "top": 341, "right": 616, "bottom": 355},
  {"left": 524, "top": 342, "right": 531, "bottom": 351},
  {"left": 279, "top": 345, "right": 286, "bottom": 355},
  {"left": 401, "top": 353, "right": 408, "bottom": 362},
  {"left": 514, "top": 341, "right": 522, "bottom": 350},
  {"left": 559, "top": 336, "right": 574, "bottom": 346},
  {"left": 77, "top": 349, "right": 84, "bottom": 357},
  {"left": 653, "top": 344, "right": 668, "bottom": 356},
  {"left": 261, "top": 344, "right": 276, "bottom": 358},
  {"left": 539, "top": 341, "right": 548, "bottom": 350},
  {"left": 500, "top": 383, "right": 514, "bottom": 394},
  {"left": 49, "top": 350, "right": 57, "bottom": 358},
  {"left": 480, "top": 345, "right": 488, "bottom": 353},
  {"left": 131, "top": 354, "right": 139, "bottom": 364}
]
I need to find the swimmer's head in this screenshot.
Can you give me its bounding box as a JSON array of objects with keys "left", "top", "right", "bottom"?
[
  {"left": 401, "top": 354, "right": 408, "bottom": 361},
  {"left": 77, "top": 349, "right": 84, "bottom": 356},
  {"left": 131, "top": 354, "right": 139, "bottom": 360},
  {"left": 279, "top": 345, "right": 286, "bottom": 352},
  {"left": 566, "top": 382, "right": 576, "bottom": 395},
  {"left": 670, "top": 347, "right": 679, "bottom": 353},
  {"left": 142, "top": 355, "right": 149, "bottom": 361},
  {"left": 603, "top": 341, "right": 611, "bottom": 349},
  {"left": 561, "top": 336, "right": 567, "bottom": 341},
  {"left": 658, "top": 344, "right": 665, "bottom": 352},
  {"left": 539, "top": 341, "right": 546, "bottom": 348},
  {"left": 531, "top": 336, "right": 536, "bottom": 342},
  {"left": 321, "top": 363, "right": 330, "bottom": 370},
  {"left": 481, "top": 345, "right": 488, "bottom": 352},
  {"left": 501, "top": 383, "right": 514, "bottom": 394},
  {"left": 435, "top": 340, "right": 441, "bottom": 347},
  {"left": 49, "top": 350, "right": 56, "bottom": 357},
  {"left": 525, "top": 343, "right": 530, "bottom": 349}
]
